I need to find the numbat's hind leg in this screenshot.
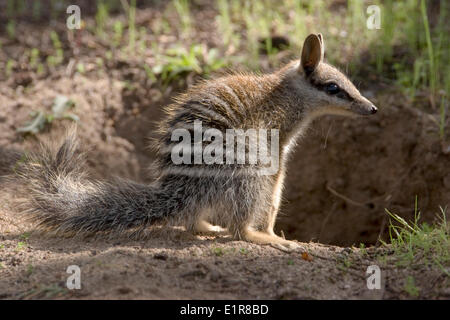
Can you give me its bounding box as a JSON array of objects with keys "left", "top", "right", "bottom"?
[{"left": 194, "top": 219, "right": 227, "bottom": 235}]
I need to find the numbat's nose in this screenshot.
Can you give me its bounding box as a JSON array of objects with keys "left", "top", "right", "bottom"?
[{"left": 370, "top": 106, "right": 378, "bottom": 114}]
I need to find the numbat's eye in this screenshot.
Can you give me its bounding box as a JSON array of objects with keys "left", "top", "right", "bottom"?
[{"left": 325, "top": 83, "right": 340, "bottom": 95}]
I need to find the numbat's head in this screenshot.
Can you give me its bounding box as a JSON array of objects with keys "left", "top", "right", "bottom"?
[{"left": 281, "top": 33, "right": 377, "bottom": 117}]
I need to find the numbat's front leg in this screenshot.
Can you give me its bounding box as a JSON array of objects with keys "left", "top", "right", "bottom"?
[{"left": 265, "top": 169, "right": 286, "bottom": 236}]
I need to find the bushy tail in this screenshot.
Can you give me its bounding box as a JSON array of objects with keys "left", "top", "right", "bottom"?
[{"left": 14, "top": 128, "right": 169, "bottom": 238}]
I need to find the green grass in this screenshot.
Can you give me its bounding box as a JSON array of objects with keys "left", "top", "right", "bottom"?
[
  {"left": 382, "top": 197, "right": 449, "bottom": 273},
  {"left": 46, "top": 31, "right": 64, "bottom": 69},
  {"left": 6, "top": 20, "right": 16, "bottom": 39},
  {"left": 19, "top": 284, "right": 67, "bottom": 299},
  {"left": 20, "top": 232, "right": 30, "bottom": 241},
  {"left": 32, "top": 1, "right": 41, "bottom": 20},
  {"left": 113, "top": 21, "right": 124, "bottom": 48},
  {"left": 173, "top": 0, "right": 192, "bottom": 37},
  {"left": 26, "top": 264, "right": 34, "bottom": 277},
  {"left": 95, "top": 1, "right": 110, "bottom": 39},
  {"left": 212, "top": 247, "right": 224, "bottom": 256},
  {"left": 420, "top": 0, "right": 436, "bottom": 99},
  {"left": 16, "top": 241, "right": 27, "bottom": 251},
  {"left": 150, "top": 44, "right": 228, "bottom": 90},
  {"left": 239, "top": 248, "right": 248, "bottom": 255},
  {"left": 128, "top": 0, "right": 136, "bottom": 53},
  {"left": 404, "top": 275, "right": 420, "bottom": 297}
]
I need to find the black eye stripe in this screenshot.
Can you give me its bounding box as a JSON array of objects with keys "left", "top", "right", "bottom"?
[
  {"left": 309, "top": 79, "right": 354, "bottom": 101},
  {"left": 335, "top": 90, "right": 353, "bottom": 101}
]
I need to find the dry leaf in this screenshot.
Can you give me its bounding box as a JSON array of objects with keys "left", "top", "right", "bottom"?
[{"left": 301, "top": 252, "right": 313, "bottom": 262}]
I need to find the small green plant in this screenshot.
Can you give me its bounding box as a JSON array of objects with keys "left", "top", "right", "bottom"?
[
  {"left": 216, "top": 0, "right": 240, "bottom": 50},
  {"left": 143, "top": 64, "right": 157, "bottom": 83},
  {"left": 359, "top": 243, "right": 367, "bottom": 256},
  {"left": 6, "top": 59, "right": 15, "bottom": 77},
  {"left": 6, "top": 0, "right": 15, "bottom": 18},
  {"left": 404, "top": 276, "right": 420, "bottom": 297},
  {"left": 128, "top": 0, "right": 136, "bottom": 53},
  {"left": 439, "top": 95, "right": 447, "bottom": 139},
  {"left": 96, "top": 57, "right": 104, "bottom": 68},
  {"left": 336, "top": 254, "right": 353, "bottom": 271},
  {"left": 21, "top": 284, "right": 67, "bottom": 299},
  {"left": 46, "top": 31, "right": 64, "bottom": 68},
  {"left": 96, "top": 1, "right": 109, "bottom": 38},
  {"left": 420, "top": 0, "right": 436, "bottom": 100},
  {"left": 29, "top": 48, "right": 40, "bottom": 69},
  {"left": 105, "top": 50, "right": 113, "bottom": 60},
  {"left": 76, "top": 62, "right": 86, "bottom": 74},
  {"left": 212, "top": 247, "right": 224, "bottom": 256},
  {"left": 26, "top": 264, "right": 34, "bottom": 276},
  {"left": 32, "top": 0, "right": 41, "bottom": 19},
  {"left": 382, "top": 197, "right": 449, "bottom": 272},
  {"left": 16, "top": 0, "right": 26, "bottom": 15},
  {"left": 343, "top": 257, "right": 352, "bottom": 268},
  {"left": 17, "top": 95, "right": 78, "bottom": 135},
  {"left": 6, "top": 20, "right": 16, "bottom": 39},
  {"left": 239, "top": 248, "right": 248, "bottom": 255},
  {"left": 16, "top": 241, "right": 27, "bottom": 250},
  {"left": 173, "top": 0, "right": 192, "bottom": 36},
  {"left": 36, "top": 63, "right": 45, "bottom": 76},
  {"left": 113, "top": 21, "right": 124, "bottom": 48},
  {"left": 20, "top": 232, "right": 30, "bottom": 241},
  {"left": 138, "top": 27, "right": 147, "bottom": 55},
  {"left": 153, "top": 44, "right": 227, "bottom": 89}
]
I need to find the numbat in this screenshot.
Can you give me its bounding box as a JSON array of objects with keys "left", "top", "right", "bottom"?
[{"left": 16, "top": 34, "right": 377, "bottom": 251}]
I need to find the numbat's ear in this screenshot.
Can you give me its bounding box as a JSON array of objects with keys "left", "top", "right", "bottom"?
[
  {"left": 300, "top": 34, "right": 324, "bottom": 75},
  {"left": 317, "top": 33, "right": 325, "bottom": 54}
]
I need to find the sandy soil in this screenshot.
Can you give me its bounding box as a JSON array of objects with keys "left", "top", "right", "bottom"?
[{"left": 0, "top": 194, "right": 448, "bottom": 300}]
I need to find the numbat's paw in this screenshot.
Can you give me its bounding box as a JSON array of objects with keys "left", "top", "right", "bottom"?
[
  {"left": 270, "top": 240, "right": 302, "bottom": 253},
  {"left": 194, "top": 220, "right": 228, "bottom": 235},
  {"left": 241, "top": 229, "right": 302, "bottom": 252}
]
